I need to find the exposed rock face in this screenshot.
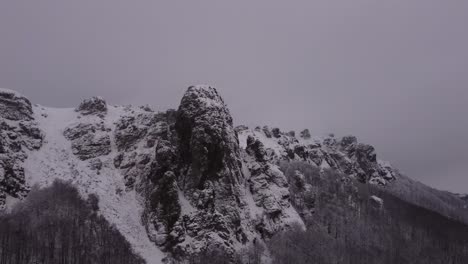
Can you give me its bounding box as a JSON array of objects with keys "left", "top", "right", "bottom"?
[
  {"left": 64, "top": 123, "right": 111, "bottom": 160},
  {"left": 148, "top": 171, "right": 181, "bottom": 247},
  {"left": 114, "top": 110, "right": 172, "bottom": 152},
  {"left": 103, "top": 106, "right": 184, "bottom": 257},
  {"left": 63, "top": 97, "right": 112, "bottom": 160},
  {"left": 244, "top": 136, "right": 295, "bottom": 237},
  {"left": 113, "top": 109, "right": 176, "bottom": 190},
  {"left": 170, "top": 85, "right": 248, "bottom": 256},
  {"left": 0, "top": 89, "right": 33, "bottom": 121},
  {"left": 76, "top": 96, "right": 108, "bottom": 116},
  {"left": 0, "top": 89, "right": 43, "bottom": 209},
  {"left": 107, "top": 86, "right": 302, "bottom": 260},
  {"left": 176, "top": 85, "right": 243, "bottom": 189},
  {"left": 246, "top": 135, "right": 267, "bottom": 163},
  {"left": 238, "top": 129, "right": 398, "bottom": 186}
]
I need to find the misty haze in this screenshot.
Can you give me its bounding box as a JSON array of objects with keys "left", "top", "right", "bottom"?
[{"left": 1, "top": 1, "right": 468, "bottom": 264}]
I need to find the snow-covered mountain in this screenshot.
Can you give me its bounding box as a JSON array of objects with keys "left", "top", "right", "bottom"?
[{"left": 1, "top": 86, "right": 467, "bottom": 263}]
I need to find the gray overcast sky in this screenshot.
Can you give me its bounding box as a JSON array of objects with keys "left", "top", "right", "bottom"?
[{"left": 1, "top": 0, "right": 467, "bottom": 192}]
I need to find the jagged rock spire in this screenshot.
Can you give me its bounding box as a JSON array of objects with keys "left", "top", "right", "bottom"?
[{"left": 176, "top": 85, "right": 243, "bottom": 190}]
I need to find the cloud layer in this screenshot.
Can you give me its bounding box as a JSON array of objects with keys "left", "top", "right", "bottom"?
[{"left": 1, "top": 0, "right": 467, "bottom": 192}]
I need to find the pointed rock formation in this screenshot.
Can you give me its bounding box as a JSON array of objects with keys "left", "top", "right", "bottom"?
[
  {"left": 176, "top": 85, "right": 243, "bottom": 191},
  {"left": 168, "top": 85, "right": 248, "bottom": 256}
]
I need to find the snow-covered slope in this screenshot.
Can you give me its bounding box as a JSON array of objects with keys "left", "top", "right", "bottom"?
[{"left": 23, "top": 105, "right": 165, "bottom": 264}]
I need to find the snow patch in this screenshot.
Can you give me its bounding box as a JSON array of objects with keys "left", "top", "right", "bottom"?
[
  {"left": 370, "top": 195, "right": 384, "bottom": 207},
  {"left": 178, "top": 189, "right": 196, "bottom": 215},
  {"left": 23, "top": 105, "right": 165, "bottom": 264}
]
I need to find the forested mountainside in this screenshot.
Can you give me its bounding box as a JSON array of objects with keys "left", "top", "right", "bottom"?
[
  {"left": 273, "top": 162, "right": 468, "bottom": 264},
  {"left": 0, "top": 180, "right": 144, "bottom": 264},
  {"left": 0, "top": 86, "right": 468, "bottom": 263}
]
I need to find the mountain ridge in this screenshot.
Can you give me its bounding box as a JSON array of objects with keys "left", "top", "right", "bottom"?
[{"left": 1, "top": 86, "right": 467, "bottom": 263}]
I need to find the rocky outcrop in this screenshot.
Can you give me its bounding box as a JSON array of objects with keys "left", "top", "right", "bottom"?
[
  {"left": 109, "top": 86, "right": 300, "bottom": 260},
  {"left": 113, "top": 110, "right": 176, "bottom": 190},
  {"left": 300, "top": 129, "right": 311, "bottom": 139},
  {"left": 0, "top": 89, "right": 33, "bottom": 121},
  {"left": 238, "top": 128, "right": 398, "bottom": 186},
  {"left": 175, "top": 85, "right": 243, "bottom": 190},
  {"left": 147, "top": 171, "right": 181, "bottom": 247},
  {"left": 168, "top": 85, "right": 248, "bottom": 256},
  {"left": 0, "top": 89, "right": 43, "bottom": 209},
  {"left": 246, "top": 135, "right": 267, "bottom": 163},
  {"left": 110, "top": 108, "right": 182, "bottom": 254},
  {"left": 244, "top": 135, "right": 295, "bottom": 237},
  {"left": 114, "top": 110, "right": 173, "bottom": 152},
  {"left": 64, "top": 123, "right": 111, "bottom": 160},
  {"left": 76, "top": 96, "right": 107, "bottom": 116},
  {"left": 63, "top": 97, "right": 113, "bottom": 161}
]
